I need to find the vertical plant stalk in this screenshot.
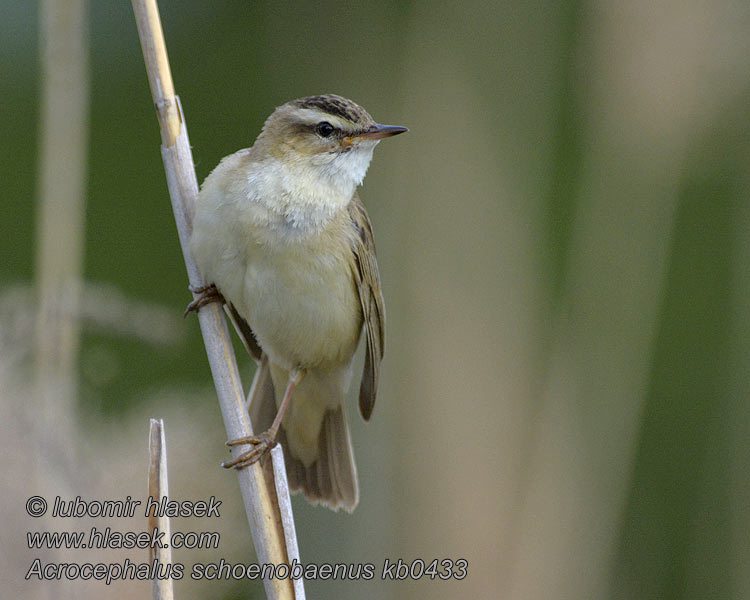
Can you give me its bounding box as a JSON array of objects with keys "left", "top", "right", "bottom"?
[
  {"left": 271, "top": 445, "right": 305, "bottom": 600},
  {"left": 35, "top": 0, "right": 89, "bottom": 465},
  {"left": 131, "top": 2, "right": 303, "bottom": 599},
  {"left": 148, "top": 419, "right": 175, "bottom": 600}
]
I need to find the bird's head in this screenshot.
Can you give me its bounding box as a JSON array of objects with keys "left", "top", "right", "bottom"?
[{"left": 256, "top": 94, "right": 408, "bottom": 192}]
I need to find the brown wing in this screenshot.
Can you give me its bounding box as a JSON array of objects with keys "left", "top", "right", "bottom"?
[
  {"left": 348, "top": 193, "right": 385, "bottom": 421},
  {"left": 226, "top": 303, "right": 263, "bottom": 363}
]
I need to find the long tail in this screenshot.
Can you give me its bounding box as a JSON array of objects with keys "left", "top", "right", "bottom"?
[{"left": 249, "top": 359, "right": 359, "bottom": 512}]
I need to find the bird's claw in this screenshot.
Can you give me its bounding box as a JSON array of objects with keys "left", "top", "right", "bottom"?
[
  {"left": 184, "top": 283, "right": 224, "bottom": 317},
  {"left": 221, "top": 431, "right": 277, "bottom": 469}
]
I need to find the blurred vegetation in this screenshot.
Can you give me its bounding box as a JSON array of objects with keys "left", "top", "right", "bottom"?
[{"left": 2, "top": 1, "right": 749, "bottom": 599}]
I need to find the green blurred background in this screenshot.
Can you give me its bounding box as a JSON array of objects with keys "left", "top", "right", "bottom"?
[{"left": 2, "top": 1, "right": 749, "bottom": 599}]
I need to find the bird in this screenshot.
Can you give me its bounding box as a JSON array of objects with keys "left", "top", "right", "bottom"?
[{"left": 188, "top": 94, "right": 407, "bottom": 511}]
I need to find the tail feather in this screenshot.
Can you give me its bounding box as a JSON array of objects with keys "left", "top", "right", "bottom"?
[
  {"left": 281, "top": 406, "right": 359, "bottom": 512},
  {"left": 249, "top": 360, "right": 359, "bottom": 512},
  {"left": 248, "top": 357, "right": 276, "bottom": 431}
]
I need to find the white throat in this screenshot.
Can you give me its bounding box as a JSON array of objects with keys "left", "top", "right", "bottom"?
[{"left": 248, "top": 144, "right": 376, "bottom": 233}]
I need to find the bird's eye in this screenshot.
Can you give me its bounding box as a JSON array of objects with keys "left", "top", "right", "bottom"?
[{"left": 315, "top": 121, "right": 335, "bottom": 138}]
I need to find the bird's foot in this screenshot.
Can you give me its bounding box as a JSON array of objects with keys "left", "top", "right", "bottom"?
[
  {"left": 221, "top": 430, "right": 277, "bottom": 469},
  {"left": 184, "top": 283, "right": 225, "bottom": 317}
]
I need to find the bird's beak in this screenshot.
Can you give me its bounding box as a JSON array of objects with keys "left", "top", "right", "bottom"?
[
  {"left": 358, "top": 123, "right": 409, "bottom": 140},
  {"left": 343, "top": 124, "right": 408, "bottom": 146}
]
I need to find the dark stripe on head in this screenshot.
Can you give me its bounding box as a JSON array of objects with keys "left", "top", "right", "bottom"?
[{"left": 293, "top": 95, "right": 370, "bottom": 124}]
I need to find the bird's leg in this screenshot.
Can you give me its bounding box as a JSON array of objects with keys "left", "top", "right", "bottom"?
[
  {"left": 222, "top": 368, "right": 305, "bottom": 469},
  {"left": 183, "top": 283, "right": 225, "bottom": 317}
]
